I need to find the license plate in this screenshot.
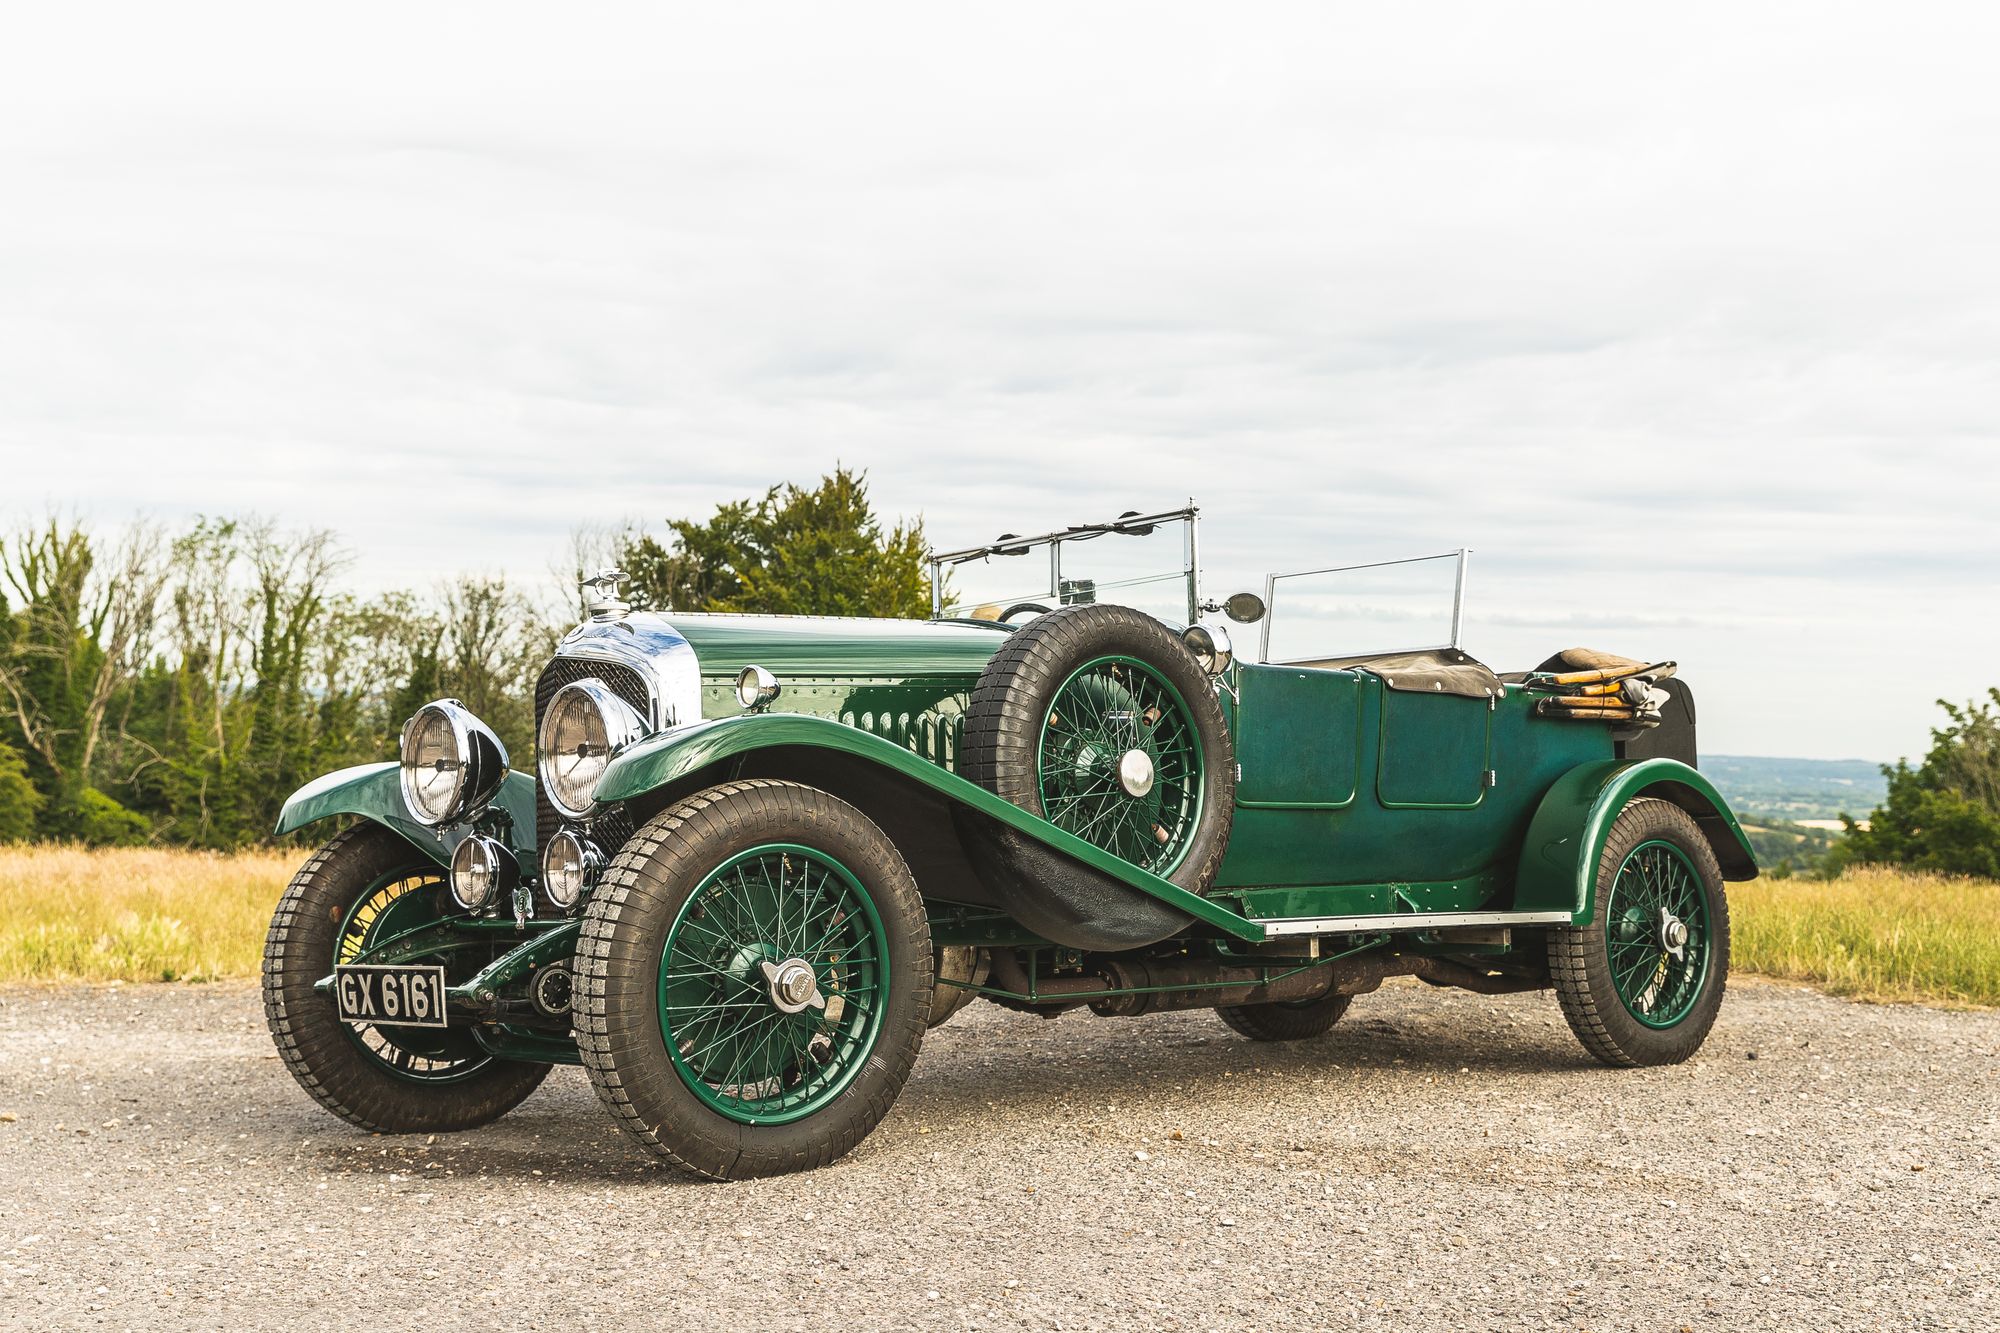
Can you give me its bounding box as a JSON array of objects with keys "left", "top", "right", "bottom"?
[{"left": 334, "top": 964, "right": 450, "bottom": 1028}]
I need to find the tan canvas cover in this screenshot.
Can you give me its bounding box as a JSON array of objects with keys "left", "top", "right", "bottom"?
[
  {"left": 1535, "top": 647, "right": 1649, "bottom": 674},
  {"left": 1289, "top": 646, "right": 1503, "bottom": 700}
]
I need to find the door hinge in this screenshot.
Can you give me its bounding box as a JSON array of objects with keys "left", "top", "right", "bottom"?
[{"left": 1482, "top": 769, "right": 1498, "bottom": 788}]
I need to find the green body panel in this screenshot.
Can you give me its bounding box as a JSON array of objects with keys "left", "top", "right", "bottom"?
[
  {"left": 277, "top": 620, "right": 1754, "bottom": 945},
  {"left": 1213, "top": 666, "right": 1611, "bottom": 905},
  {"left": 1233, "top": 668, "right": 1365, "bottom": 809},
  {"left": 672, "top": 613, "right": 1011, "bottom": 680},
  {"left": 272, "top": 607, "right": 1765, "bottom": 1048},
  {"left": 594, "top": 712, "right": 1266, "bottom": 941},
  {"left": 1376, "top": 690, "right": 1492, "bottom": 809},
  {"left": 1512, "top": 757, "right": 1758, "bottom": 922},
  {"left": 272, "top": 762, "right": 539, "bottom": 869},
  {"left": 670, "top": 613, "right": 1008, "bottom": 765}
]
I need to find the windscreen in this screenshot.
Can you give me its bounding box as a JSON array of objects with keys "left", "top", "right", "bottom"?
[
  {"left": 1048, "top": 522, "right": 1192, "bottom": 625},
  {"left": 1261, "top": 552, "right": 1466, "bottom": 664},
  {"left": 935, "top": 515, "right": 1194, "bottom": 625}
]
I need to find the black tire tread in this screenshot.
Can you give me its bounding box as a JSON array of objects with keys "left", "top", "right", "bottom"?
[
  {"left": 573, "top": 780, "right": 932, "bottom": 1181},
  {"left": 1217, "top": 992, "right": 1353, "bottom": 1042},
  {"left": 1548, "top": 797, "right": 1731, "bottom": 1068},
  {"left": 262, "top": 824, "right": 549, "bottom": 1133},
  {"left": 960, "top": 603, "right": 1234, "bottom": 894}
]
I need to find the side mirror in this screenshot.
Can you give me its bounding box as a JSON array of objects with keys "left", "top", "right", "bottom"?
[{"left": 1223, "top": 591, "right": 1266, "bottom": 624}]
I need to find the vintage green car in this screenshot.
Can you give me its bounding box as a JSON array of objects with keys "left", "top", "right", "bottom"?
[{"left": 263, "top": 505, "right": 1755, "bottom": 1179}]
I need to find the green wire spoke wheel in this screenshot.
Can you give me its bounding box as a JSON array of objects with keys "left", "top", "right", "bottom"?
[
  {"left": 1036, "top": 655, "right": 1205, "bottom": 876},
  {"left": 1550, "top": 798, "right": 1732, "bottom": 1067},
  {"left": 262, "top": 824, "right": 550, "bottom": 1134},
  {"left": 961, "top": 603, "right": 1236, "bottom": 950},
  {"left": 1602, "top": 840, "right": 1711, "bottom": 1028},
  {"left": 575, "top": 780, "right": 932, "bottom": 1181},
  {"left": 659, "top": 845, "right": 887, "bottom": 1125}
]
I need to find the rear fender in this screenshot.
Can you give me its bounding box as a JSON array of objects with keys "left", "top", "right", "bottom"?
[
  {"left": 1514, "top": 758, "right": 1758, "bottom": 924},
  {"left": 273, "top": 762, "right": 538, "bottom": 873},
  {"left": 596, "top": 715, "right": 1264, "bottom": 943}
]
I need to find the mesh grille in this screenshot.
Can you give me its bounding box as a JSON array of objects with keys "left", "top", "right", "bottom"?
[{"left": 533, "top": 657, "right": 653, "bottom": 864}]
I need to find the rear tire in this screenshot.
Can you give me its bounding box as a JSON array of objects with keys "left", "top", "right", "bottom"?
[
  {"left": 262, "top": 824, "right": 550, "bottom": 1133},
  {"left": 928, "top": 945, "right": 989, "bottom": 1028},
  {"left": 1549, "top": 798, "right": 1730, "bottom": 1067},
  {"left": 1217, "top": 991, "right": 1352, "bottom": 1041}
]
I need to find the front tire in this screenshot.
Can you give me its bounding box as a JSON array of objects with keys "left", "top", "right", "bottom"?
[
  {"left": 262, "top": 824, "right": 550, "bottom": 1133},
  {"left": 574, "top": 781, "right": 932, "bottom": 1180},
  {"left": 1549, "top": 798, "right": 1730, "bottom": 1067}
]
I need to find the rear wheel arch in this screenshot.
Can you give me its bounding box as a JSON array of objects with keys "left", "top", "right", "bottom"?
[{"left": 1514, "top": 759, "right": 1757, "bottom": 924}]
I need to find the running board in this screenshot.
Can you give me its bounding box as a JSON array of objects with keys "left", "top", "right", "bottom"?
[{"left": 1252, "top": 909, "right": 1573, "bottom": 938}]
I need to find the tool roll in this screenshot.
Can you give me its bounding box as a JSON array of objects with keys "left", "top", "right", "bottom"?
[{"left": 1524, "top": 648, "right": 1677, "bottom": 727}]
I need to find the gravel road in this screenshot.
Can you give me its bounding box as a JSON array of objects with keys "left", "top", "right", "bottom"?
[{"left": 2, "top": 977, "right": 1995, "bottom": 1332}]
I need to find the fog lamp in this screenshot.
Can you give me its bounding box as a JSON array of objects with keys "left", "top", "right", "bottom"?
[
  {"left": 450, "top": 834, "right": 516, "bottom": 912},
  {"left": 541, "top": 828, "right": 603, "bottom": 910}
]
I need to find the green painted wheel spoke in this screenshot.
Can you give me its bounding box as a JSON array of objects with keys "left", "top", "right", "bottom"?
[
  {"left": 664, "top": 959, "right": 739, "bottom": 982},
  {"left": 1603, "top": 840, "right": 1712, "bottom": 1029},
  {"left": 659, "top": 843, "right": 888, "bottom": 1126},
  {"left": 799, "top": 911, "right": 861, "bottom": 960},
  {"left": 1034, "top": 654, "right": 1204, "bottom": 875},
  {"left": 1616, "top": 951, "right": 1663, "bottom": 997},
  {"left": 681, "top": 1008, "right": 765, "bottom": 1068}
]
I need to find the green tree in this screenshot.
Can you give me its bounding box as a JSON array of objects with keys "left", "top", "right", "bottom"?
[
  {"left": 619, "top": 468, "right": 931, "bottom": 618},
  {"left": 0, "top": 740, "right": 43, "bottom": 841},
  {"left": 1833, "top": 690, "right": 2000, "bottom": 878},
  {"left": 0, "top": 518, "right": 164, "bottom": 843},
  {"left": 116, "top": 519, "right": 348, "bottom": 848}
]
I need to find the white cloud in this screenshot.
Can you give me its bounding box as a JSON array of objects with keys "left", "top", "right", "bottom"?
[{"left": 2, "top": 2, "right": 1997, "bottom": 760}]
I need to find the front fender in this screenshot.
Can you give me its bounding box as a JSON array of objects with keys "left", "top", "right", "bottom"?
[
  {"left": 597, "top": 714, "right": 1265, "bottom": 942},
  {"left": 273, "top": 762, "right": 538, "bottom": 872},
  {"left": 1514, "top": 758, "right": 1759, "bottom": 924}
]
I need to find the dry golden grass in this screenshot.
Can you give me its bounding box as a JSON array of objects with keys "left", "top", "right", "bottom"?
[
  {"left": 0, "top": 844, "right": 297, "bottom": 983},
  {"left": 0, "top": 848, "right": 1994, "bottom": 1007},
  {"left": 1730, "top": 866, "right": 2000, "bottom": 1008}
]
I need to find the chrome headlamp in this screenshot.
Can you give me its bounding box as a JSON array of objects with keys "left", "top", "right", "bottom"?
[
  {"left": 537, "top": 679, "right": 646, "bottom": 819},
  {"left": 449, "top": 833, "right": 516, "bottom": 913},
  {"left": 399, "top": 699, "right": 510, "bottom": 827},
  {"left": 540, "top": 828, "right": 604, "bottom": 910}
]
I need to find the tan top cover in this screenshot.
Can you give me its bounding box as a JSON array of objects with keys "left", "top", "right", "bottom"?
[{"left": 1288, "top": 647, "right": 1504, "bottom": 700}]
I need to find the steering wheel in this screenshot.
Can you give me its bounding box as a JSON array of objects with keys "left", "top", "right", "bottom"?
[{"left": 999, "top": 602, "right": 1054, "bottom": 625}]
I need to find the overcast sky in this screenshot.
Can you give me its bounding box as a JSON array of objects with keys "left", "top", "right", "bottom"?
[{"left": 3, "top": 3, "right": 1997, "bottom": 761}]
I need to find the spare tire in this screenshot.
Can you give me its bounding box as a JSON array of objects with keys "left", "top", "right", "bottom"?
[{"left": 958, "top": 605, "right": 1235, "bottom": 948}]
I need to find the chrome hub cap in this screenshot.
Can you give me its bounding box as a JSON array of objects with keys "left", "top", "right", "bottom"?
[
  {"left": 760, "top": 957, "right": 826, "bottom": 1015},
  {"left": 1117, "top": 748, "right": 1156, "bottom": 798},
  {"left": 1658, "top": 910, "right": 1689, "bottom": 959}
]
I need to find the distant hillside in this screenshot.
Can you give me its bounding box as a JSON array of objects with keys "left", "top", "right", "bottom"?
[{"left": 1703, "top": 755, "right": 1886, "bottom": 823}]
